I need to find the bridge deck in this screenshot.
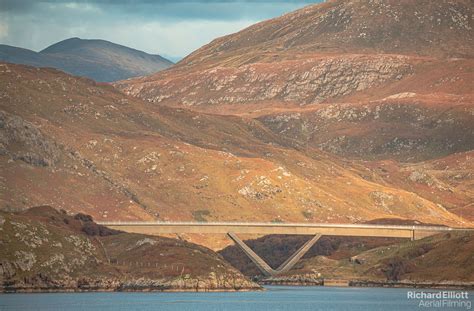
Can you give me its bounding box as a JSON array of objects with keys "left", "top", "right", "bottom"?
[{"left": 97, "top": 221, "right": 468, "bottom": 240}]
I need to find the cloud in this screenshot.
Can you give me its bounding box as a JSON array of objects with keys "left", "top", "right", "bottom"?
[
  {"left": 0, "top": 21, "right": 8, "bottom": 39},
  {"left": 2, "top": 1, "right": 317, "bottom": 16},
  {"left": 0, "top": 0, "right": 322, "bottom": 59}
]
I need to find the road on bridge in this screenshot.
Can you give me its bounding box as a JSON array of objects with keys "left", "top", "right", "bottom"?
[{"left": 97, "top": 221, "right": 467, "bottom": 240}]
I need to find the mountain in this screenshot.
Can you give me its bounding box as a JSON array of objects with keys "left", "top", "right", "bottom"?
[
  {"left": 116, "top": 0, "right": 474, "bottom": 162},
  {"left": 178, "top": 0, "right": 473, "bottom": 67},
  {"left": 1, "top": 0, "right": 473, "bottom": 252},
  {"left": 0, "top": 62, "right": 470, "bottom": 252},
  {"left": 0, "top": 38, "right": 173, "bottom": 82},
  {"left": 0, "top": 206, "right": 258, "bottom": 292}
]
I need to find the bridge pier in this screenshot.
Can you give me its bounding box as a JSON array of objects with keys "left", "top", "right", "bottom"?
[
  {"left": 227, "top": 232, "right": 275, "bottom": 276},
  {"left": 227, "top": 232, "right": 322, "bottom": 277},
  {"left": 276, "top": 234, "right": 322, "bottom": 274}
]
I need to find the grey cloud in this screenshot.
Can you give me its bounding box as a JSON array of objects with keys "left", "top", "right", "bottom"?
[
  {"left": 1, "top": 0, "right": 319, "bottom": 20},
  {"left": 0, "top": 0, "right": 322, "bottom": 59}
]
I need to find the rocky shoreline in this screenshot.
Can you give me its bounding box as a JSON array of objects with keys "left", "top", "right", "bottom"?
[
  {"left": 4, "top": 279, "right": 474, "bottom": 293},
  {"left": 1, "top": 276, "right": 262, "bottom": 293},
  {"left": 349, "top": 280, "right": 474, "bottom": 290},
  {"left": 259, "top": 276, "right": 474, "bottom": 290},
  {"left": 0, "top": 287, "right": 261, "bottom": 294}
]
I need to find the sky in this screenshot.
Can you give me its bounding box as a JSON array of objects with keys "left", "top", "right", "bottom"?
[{"left": 0, "top": 0, "right": 322, "bottom": 62}]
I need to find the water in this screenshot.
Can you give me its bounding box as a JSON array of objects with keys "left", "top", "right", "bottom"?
[{"left": 0, "top": 286, "right": 472, "bottom": 311}]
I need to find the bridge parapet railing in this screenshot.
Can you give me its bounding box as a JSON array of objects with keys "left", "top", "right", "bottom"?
[{"left": 96, "top": 221, "right": 468, "bottom": 232}]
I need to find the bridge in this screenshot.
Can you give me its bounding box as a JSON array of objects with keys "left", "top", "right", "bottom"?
[{"left": 97, "top": 221, "right": 467, "bottom": 277}]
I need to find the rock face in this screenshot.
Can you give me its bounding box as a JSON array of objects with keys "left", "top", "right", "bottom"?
[
  {"left": 0, "top": 111, "right": 61, "bottom": 166},
  {"left": 122, "top": 55, "right": 412, "bottom": 107},
  {"left": 0, "top": 206, "right": 259, "bottom": 292},
  {"left": 0, "top": 38, "right": 173, "bottom": 82},
  {"left": 118, "top": 0, "right": 473, "bottom": 103}
]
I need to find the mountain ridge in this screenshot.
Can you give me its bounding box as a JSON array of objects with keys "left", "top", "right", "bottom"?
[
  {"left": 178, "top": 0, "right": 473, "bottom": 69},
  {"left": 0, "top": 38, "right": 173, "bottom": 82}
]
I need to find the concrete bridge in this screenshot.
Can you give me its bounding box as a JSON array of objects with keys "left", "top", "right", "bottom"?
[{"left": 97, "top": 221, "right": 467, "bottom": 277}]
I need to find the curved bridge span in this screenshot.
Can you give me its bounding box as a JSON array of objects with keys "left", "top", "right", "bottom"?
[{"left": 97, "top": 221, "right": 471, "bottom": 277}]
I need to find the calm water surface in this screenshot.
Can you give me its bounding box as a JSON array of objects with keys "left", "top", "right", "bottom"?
[{"left": 0, "top": 286, "right": 472, "bottom": 311}]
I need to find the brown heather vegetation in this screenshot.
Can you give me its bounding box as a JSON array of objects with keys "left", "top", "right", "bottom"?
[
  {"left": 1, "top": 0, "right": 473, "bottom": 286},
  {"left": 1, "top": 63, "right": 468, "bottom": 236}
]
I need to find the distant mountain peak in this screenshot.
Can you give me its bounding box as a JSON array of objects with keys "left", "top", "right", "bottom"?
[
  {"left": 0, "top": 38, "right": 173, "bottom": 82},
  {"left": 41, "top": 37, "right": 134, "bottom": 53}
]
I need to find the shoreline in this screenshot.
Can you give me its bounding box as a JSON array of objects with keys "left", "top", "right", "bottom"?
[
  {"left": 259, "top": 279, "right": 474, "bottom": 290},
  {"left": 0, "top": 287, "right": 263, "bottom": 294},
  {"left": 2, "top": 281, "right": 474, "bottom": 293}
]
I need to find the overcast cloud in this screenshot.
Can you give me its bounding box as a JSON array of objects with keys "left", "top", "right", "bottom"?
[{"left": 0, "top": 0, "right": 321, "bottom": 61}]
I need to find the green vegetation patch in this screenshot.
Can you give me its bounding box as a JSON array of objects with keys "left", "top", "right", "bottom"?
[{"left": 192, "top": 209, "right": 211, "bottom": 222}]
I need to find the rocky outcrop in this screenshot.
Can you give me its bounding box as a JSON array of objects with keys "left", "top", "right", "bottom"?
[
  {"left": 350, "top": 280, "right": 474, "bottom": 290},
  {"left": 119, "top": 55, "right": 412, "bottom": 107},
  {"left": 0, "top": 111, "right": 61, "bottom": 166},
  {"left": 1, "top": 274, "right": 259, "bottom": 293},
  {"left": 259, "top": 274, "right": 323, "bottom": 286}
]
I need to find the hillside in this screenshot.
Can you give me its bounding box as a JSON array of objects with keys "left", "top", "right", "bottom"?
[
  {"left": 220, "top": 229, "right": 474, "bottom": 285},
  {"left": 115, "top": 0, "right": 474, "bottom": 163},
  {"left": 293, "top": 231, "right": 474, "bottom": 285},
  {"left": 0, "top": 38, "right": 173, "bottom": 82},
  {"left": 118, "top": 0, "right": 473, "bottom": 105},
  {"left": 0, "top": 206, "right": 258, "bottom": 292},
  {"left": 1, "top": 62, "right": 468, "bottom": 230},
  {"left": 2, "top": 0, "right": 473, "bottom": 252},
  {"left": 178, "top": 0, "right": 473, "bottom": 67}
]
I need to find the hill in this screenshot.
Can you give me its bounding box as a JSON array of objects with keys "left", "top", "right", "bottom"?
[
  {"left": 0, "top": 38, "right": 173, "bottom": 82},
  {"left": 1, "top": 62, "right": 470, "bottom": 252},
  {"left": 179, "top": 0, "right": 473, "bottom": 67},
  {"left": 115, "top": 0, "right": 474, "bottom": 163},
  {"left": 2, "top": 0, "right": 473, "bottom": 250},
  {"left": 292, "top": 231, "right": 474, "bottom": 285},
  {"left": 0, "top": 206, "right": 258, "bottom": 292},
  {"left": 220, "top": 229, "right": 474, "bottom": 286}
]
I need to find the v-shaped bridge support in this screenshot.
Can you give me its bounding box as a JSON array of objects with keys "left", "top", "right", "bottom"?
[{"left": 227, "top": 232, "right": 322, "bottom": 277}]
